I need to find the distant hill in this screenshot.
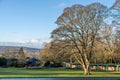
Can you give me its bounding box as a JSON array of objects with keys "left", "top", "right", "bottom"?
[{"left": 0, "top": 46, "right": 40, "bottom": 54}]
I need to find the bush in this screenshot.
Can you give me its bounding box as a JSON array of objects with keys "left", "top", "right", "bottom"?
[
  {"left": 0, "top": 57, "right": 7, "bottom": 67},
  {"left": 44, "top": 61, "right": 62, "bottom": 67},
  {"left": 7, "top": 58, "right": 18, "bottom": 67},
  {"left": 44, "top": 61, "right": 50, "bottom": 67}
]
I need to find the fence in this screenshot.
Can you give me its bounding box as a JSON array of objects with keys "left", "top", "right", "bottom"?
[{"left": 63, "top": 62, "right": 120, "bottom": 71}]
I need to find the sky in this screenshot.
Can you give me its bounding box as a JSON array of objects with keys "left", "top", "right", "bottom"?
[{"left": 0, "top": 0, "right": 115, "bottom": 48}]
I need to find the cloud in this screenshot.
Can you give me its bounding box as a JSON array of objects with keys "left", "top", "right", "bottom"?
[
  {"left": 0, "top": 38, "right": 51, "bottom": 49},
  {"left": 24, "top": 38, "right": 51, "bottom": 48},
  {"left": 28, "top": 39, "right": 41, "bottom": 43},
  {"left": 57, "top": 2, "right": 67, "bottom": 8}
]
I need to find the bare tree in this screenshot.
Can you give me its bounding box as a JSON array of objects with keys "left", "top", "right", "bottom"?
[
  {"left": 101, "top": 24, "right": 118, "bottom": 63},
  {"left": 2, "top": 47, "right": 17, "bottom": 59},
  {"left": 110, "top": 0, "right": 120, "bottom": 25},
  {"left": 110, "top": 0, "right": 120, "bottom": 39},
  {"left": 38, "top": 43, "right": 56, "bottom": 67},
  {"left": 39, "top": 42, "right": 72, "bottom": 67},
  {"left": 51, "top": 40, "right": 75, "bottom": 63},
  {"left": 91, "top": 38, "right": 108, "bottom": 64},
  {"left": 109, "top": 0, "right": 120, "bottom": 63},
  {"left": 51, "top": 3, "right": 107, "bottom": 75}
]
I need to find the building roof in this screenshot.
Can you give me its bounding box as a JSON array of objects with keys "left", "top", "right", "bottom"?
[{"left": 26, "top": 58, "right": 40, "bottom": 63}]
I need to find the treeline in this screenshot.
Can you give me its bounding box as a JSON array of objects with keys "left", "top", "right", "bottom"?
[{"left": 0, "top": 47, "right": 26, "bottom": 67}]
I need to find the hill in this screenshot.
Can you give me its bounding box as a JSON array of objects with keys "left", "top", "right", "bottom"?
[{"left": 0, "top": 46, "right": 40, "bottom": 54}]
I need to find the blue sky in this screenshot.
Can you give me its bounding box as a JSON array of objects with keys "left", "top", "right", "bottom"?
[{"left": 0, "top": 0, "right": 115, "bottom": 47}]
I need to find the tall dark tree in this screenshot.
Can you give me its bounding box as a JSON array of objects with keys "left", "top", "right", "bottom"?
[{"left": 17, "top": 47, "right": 25, "bottom": 66}]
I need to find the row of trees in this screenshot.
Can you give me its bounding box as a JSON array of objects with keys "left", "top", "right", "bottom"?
[
  {"left": 39, "top": 0, "right": 120, "bottom": 75},
  {"left": 0, "top": 47, "right": 26, "bottom": 67}
]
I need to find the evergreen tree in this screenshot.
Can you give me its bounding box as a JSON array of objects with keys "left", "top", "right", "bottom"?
[{"left": 17, "top": 47, "right": 25, "bottom": 67}]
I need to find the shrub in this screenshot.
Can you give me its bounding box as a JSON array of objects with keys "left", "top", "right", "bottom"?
[{"left": 0, "top": 57, "right": 7, "bottom": 67}]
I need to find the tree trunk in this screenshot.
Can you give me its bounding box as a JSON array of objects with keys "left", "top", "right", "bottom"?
[
  {"left": 84, "top": 67, "right": 90, "bottom": 75},
  {"left": 83, "top": 65, "right": 90, "bottom": 75}
]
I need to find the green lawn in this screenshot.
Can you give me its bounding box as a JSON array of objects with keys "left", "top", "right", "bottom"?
[{"left": 0, "top": 67, "right": 120, "bottom": 78}]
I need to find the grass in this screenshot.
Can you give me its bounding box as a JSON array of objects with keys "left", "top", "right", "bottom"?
[{"left": 0, "top": 67, "right": 120, "bottom": 78}]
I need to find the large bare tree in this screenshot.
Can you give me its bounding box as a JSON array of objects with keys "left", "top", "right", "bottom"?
[
  {"left": 109, "top": 0, "right": 120, "bottom": 62},
  {"left": 51, "top": 3, "right": 107, "bottom": 75}
]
